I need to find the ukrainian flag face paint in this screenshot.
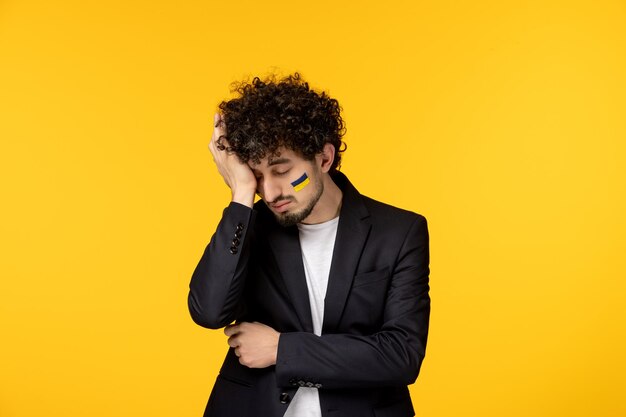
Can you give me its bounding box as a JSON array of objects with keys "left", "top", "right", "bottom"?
[{"left": 291, "top": 172, "right": 310, "bottom": 192}]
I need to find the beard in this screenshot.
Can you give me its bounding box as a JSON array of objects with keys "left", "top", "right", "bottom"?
[{"left": 273, "top": 175, "right": 324, "bottom": 227}]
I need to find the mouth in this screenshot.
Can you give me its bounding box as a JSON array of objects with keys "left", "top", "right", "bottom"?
[{"left": 271, "top": 200, "right": 292, "bottom": 213}]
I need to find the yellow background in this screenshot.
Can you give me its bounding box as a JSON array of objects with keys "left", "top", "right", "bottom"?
[{"left": 1, "top": 0, "right": 625, "bottom": 416}]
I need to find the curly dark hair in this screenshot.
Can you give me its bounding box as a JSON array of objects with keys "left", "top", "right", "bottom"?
[{"left": 217, "top": 72, "right": 346, "bottom": 173}]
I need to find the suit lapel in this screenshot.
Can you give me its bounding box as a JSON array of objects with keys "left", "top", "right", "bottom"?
[
  {"left": 267, "top": 223, "right": 314, "bottom": 333},
  {"left": 323, "top": 174, "right": 371, "bottom": 333},
  {"left": 263, "top": 172, "right": 370, "bottom": 335}
]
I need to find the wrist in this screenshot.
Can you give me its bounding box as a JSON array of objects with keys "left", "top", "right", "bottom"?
[{"left": 231, "top": 188, "right": 255, "bottom": 208}]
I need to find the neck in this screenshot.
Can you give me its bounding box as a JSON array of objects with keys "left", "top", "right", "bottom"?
[{"left": 301, "top": 173, "right": 342, "bottom": 224}]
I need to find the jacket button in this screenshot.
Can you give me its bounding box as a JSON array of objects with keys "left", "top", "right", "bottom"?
[
  {"left": 279, "top": 392, "right": 290, "bottom": 404},
  {"left": 289, "top": 378, "right": 297, "bottom": 386},
  {"left": 229, "top": 246, "right": 238, "bottom": 254},
  {"left": 232, "top": 237, "right": 240, "bottom": 246},
  {"left": 236, "top": 223, "right": 244, "bottom": 231},
  {"left": 314, "top": 383, "right": 322, "bottom": 389},
  {"left": 298, "top": 380, "right": 305, "bottom": 387},
  {"left": 305, "top": 381, "right": 314, "bottom": 387}
]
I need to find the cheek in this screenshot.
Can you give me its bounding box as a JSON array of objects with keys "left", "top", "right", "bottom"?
[
  {"left": 295, "top": 183, "right": 317, "bottom": 203},
  {"left": 290, "top": 172, "right": 311, "bottom": 193}
]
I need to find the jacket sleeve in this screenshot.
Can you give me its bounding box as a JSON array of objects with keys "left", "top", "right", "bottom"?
[
  {"left": 187, "top": 202, "right": 257, "bottom": 329},
  {"left": 275, "top": 215, "right": 430, "bottom": 389}
]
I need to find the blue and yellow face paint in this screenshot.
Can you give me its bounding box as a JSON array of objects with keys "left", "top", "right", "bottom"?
[{"left": 291, "top": 172, "right": 310, "bottom": 192}]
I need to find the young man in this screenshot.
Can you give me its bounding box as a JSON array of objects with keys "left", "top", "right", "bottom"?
[{"left": 188, "top": 73, "right": 430, "bottom": 417}]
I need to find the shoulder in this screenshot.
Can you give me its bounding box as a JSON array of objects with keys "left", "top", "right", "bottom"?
[
  {"left": 355, "top": 194, "right": 429, "bottom": 265},
  {"left": 335, "top": 171, "right": 426, "bottom": 226},
  {"left": 360, "top": 194, "right": 427, "bottom": 228}
]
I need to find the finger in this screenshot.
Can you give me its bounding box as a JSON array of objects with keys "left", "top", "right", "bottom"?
[
  {"left": 209, "top": 135, "right": 219, "bottom": 157},
  {"left": 208, "top": 135, "right": 215, "bottom": 153},
  {"left": 210, "top": 114, "right": 224, "bottom": 145},
  {"left": 224, "top": 324, "right": 239, "bottom": 337},
  {"left": 215, "top": 112, "right": 225, "bottom": 129},
  {"left": 227, "top": 335, "right": 239, "bottom": 348},
  {"left": 209, "top": 132, "right": 217, "bottom": 154},
  {"left": 208, "top": 142, "right": 220, "bottom": 163},
  {"left": 234, "top": 347, "right": 241, "bottom": 357},
  {"left": 213, "top": 112, "right": 224, "bottom": 128},
  {"left": 216, "top": 134, "right": 228, "bottom": 151},
  {"left": 213, "top": 113, "right": 226, "bottom": 137},
  {"left": 212, "top": 115, "right": 228, "bottom": 150},
  {"left": 209, "top": 129, "right": 226, "bottom": 155}
]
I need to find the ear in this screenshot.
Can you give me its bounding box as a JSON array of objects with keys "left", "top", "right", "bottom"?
[{"left": 318, "top": 143, "right": 336, "bottom": 173}]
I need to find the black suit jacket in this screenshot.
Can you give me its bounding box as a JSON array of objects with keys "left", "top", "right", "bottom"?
[{"left": 188, "top": 172, "right": 430, "bottom": 417}]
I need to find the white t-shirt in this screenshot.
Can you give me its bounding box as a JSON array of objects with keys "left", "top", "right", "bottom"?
[{"left": 283, "top": 216, "right": 340, "bottom": 417}]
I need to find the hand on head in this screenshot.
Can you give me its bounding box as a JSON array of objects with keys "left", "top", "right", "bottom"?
[{"left": 208, "top": 113, "right": 257, "bottom": 207}]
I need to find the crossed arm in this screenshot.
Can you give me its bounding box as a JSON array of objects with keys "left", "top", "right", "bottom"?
[{"left": 189, "top": 208, "right": 430, "bottom": 388}]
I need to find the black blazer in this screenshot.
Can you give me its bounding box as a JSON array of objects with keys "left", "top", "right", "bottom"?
[{"left": 188, "top": 172, "right": 430, "bottom": 417}]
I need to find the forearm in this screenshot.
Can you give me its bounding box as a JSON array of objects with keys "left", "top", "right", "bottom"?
[
  {"left": 276, "top": 311, "right": 429, "bottom": 389},
  {"left": 188, "top": 202, "right": 256, "bottom": 329}
]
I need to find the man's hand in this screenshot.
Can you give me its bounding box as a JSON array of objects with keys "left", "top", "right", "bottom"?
[
  {"left": 224, "top": 322, "right": 280, "bottom": 368},
  {"left": 209, "top": 112, "right": 257, "bottom": 208}
]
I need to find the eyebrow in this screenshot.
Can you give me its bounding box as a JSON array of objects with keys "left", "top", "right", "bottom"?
[{"left": 267, "top": 157, "right": 292, "bottom": 167}]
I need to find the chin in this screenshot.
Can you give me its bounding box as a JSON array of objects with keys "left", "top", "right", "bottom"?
[{"left": 274, "top": 206, "right": 311, "bottom": 227}]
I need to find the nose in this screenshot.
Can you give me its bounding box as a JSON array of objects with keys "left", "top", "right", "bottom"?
[{"left": 259, "top": 178, "right": 282, "bottom": 203}]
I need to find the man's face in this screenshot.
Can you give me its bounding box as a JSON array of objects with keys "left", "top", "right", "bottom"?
[{"left": 249, "top": 148, "right": 324, "bottom": 227}]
